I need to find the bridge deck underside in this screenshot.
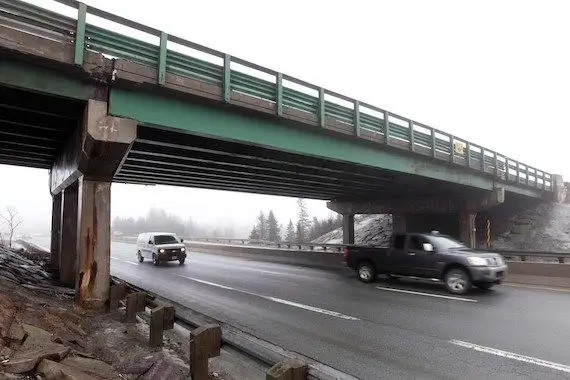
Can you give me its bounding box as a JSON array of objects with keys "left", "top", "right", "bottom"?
[
  {"left": 114, "top": 125, "right": 485, "bottom": 200},
  {"left": 0, "top": 85, "right": 84, "bottom": 169}
]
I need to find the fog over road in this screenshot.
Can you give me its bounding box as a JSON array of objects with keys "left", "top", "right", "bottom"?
[{"left": 32, "top": 237, "right": 570, "bottom": 379}]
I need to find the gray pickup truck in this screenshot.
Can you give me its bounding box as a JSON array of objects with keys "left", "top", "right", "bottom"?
[{"left": 344, "top": 232, "right": 507, "bottom": 294}]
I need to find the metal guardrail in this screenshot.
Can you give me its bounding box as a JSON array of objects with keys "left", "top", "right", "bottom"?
[
  {"left": 0, "top": 0, "right": 553, "bottom": 192},
  {"left": 188, "top": 238, "right": 570, "bottom": 263}
]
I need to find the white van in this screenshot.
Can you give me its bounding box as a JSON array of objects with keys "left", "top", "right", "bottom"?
[{"left": 136, "top": 232, "right": 187, "bottom": 265}]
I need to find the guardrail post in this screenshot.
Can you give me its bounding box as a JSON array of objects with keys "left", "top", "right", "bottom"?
[
  {"left": 109, "top": 283, "right": 126, "bottom": 313},
  {"left": 431, "top": 128, "right": 437, "bottom": 158},
  {"left": 318, "top": 88, "right": 325, "bottom": 128},
  {"left": 558, "top": 257, "right": 565, "bottom": 264},
  {"left": 408, "top": 120, "right": 414, "bottom": 152},
  {"left": 384, "top": 111, "right": 390, "bottom": 144},
  {"left": 73, "top": 3, "right": 87, "bottom": 65},
  {"left": 136, "top": 292, "right": 147, "bottom": 312},
  {"left": 126, "top": 293, "right": 138, "bottom": 323},
  {"left": 189, "top": 324, "right": 222, "bottom": 380},
  {"left": 223, "top": 54, "right": 231, "bottom": 103},
  {"left": 276, "top": 72, "right": 283, "bottom": 117},
  {"left": 149, "top": 306, "right": 165, "bottom": 347},
  {"left": 163, "top": 305, "right": 175, "bottom": 330},
  {"left": 266, "top": 358, "right": 307, "bottom": 380},
  {"left": 158, "top": 31, "right": 168, "bottom": 85},
  {"left": 354, "top": 100, "right": 361, "bottom": 137}
]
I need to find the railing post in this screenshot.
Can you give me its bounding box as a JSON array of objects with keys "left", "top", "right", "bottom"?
[
  {"left": 149, "top": 306, "right": 165, "bottom": 347},
  {"left": 73, "top": 3, "right": 87, "bottom": 66},
  {"left": 431, "top": 128, "right": 437, "bottom": 158},
  {"left": 449, "top": 136, "right": 454, "bottom": 163},
  {"left": 354, "top": 100, "right": 361, "bottom": 137},
  {"left": 494, "top": 152, "right": 499, "bottom": 178},
  {"left": 408, "top": 120, "right": 414, "bottom": 152},
  {"left": 384, "top": 111, "right": 390, "bottom": 144},
  {"left": 223, "top": 54, "right": 231, "bottom": 103},
  {"left": 318, "top": 88, "right": 325, "bottom": 128},
  {"left": 481, "top": 150, "right": 486, "bottom": 172},
  {"left": 276, "top": 72, "right": 283, "bottom": 117},
  {"left": 158, "top": 32, "right": 168, "bottom": 85},
  {"left": 466, "top": 142, "right": 472, "bottom": 168},
  {"left": 515, "top": 162, "right": 520, "bottom": 183}
]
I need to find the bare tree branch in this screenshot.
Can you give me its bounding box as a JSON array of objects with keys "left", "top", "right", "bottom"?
[{"left": 0, "top": 206, "right": 23, "bottom": 248}]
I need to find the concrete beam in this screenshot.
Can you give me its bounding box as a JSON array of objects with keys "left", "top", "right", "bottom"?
[
  {"left": 49, "top": 100, "right": 137, "bottom": 195},
  {"left": 327, "top": 188, "right": 505, "bottom": 215}
]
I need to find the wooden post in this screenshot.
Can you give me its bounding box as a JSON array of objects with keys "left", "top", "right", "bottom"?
[
  {"left": 163, "top": 306, "right": 175, "bottom": 330},
  {"left": 266, "top": 358, "right": 307, "bottom": 380},
  {"left": 136, "top": 292, "right": 147, "bottom": 312},
  {"left": 189, "top": 324, "right": 222, "bottom": 380},
  {"left": 108, "top": 283, "right": 126, "bottom": 313},
  {"left": 149, "top": 306, "right": 165, "bottom": 347},
  {"left": 125, "top": 293, "right": 138, "bottom": 323}
]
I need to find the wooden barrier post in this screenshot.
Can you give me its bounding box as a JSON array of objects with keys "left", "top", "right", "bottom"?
[
  {"left": 163, "top": 305, "right": 175, "bottom": 330},
  {"left": 189, "top": 324, "right": 221, "bottom": 380},
  {"left": 108, "top": 283, "right": 126, "bottom": 312},
  {"left": 149, "top": 306, "right": 164, "bottom": 347},
  {"left": 125, "top": 293, "right": 138, "bottom": 323},
  {"left": 266, "top": 358, "right": 307, "bottom": 380},
  {"left": 136, "top": 292, "right": 147, "bottom": 312}
]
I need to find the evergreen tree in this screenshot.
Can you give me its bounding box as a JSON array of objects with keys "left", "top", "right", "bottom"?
[
  {"left": 296, "top": 198, "right": 311, "bottom": 242},
  {"left": 285, "top": 219, "right": 296, "bottom": 242},
  {"left": 267, "top": 210, "right": 281, "bottom": 242}
]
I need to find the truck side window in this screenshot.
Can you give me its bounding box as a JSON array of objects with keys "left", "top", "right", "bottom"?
[
  {"left": 393, "top": 234, "right": 406, "bottom": 250},
  {"left": 409, "top": 236, "right": 424, "bottom": 251}
]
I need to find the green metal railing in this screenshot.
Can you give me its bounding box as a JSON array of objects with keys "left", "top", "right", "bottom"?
[{"left": 0, "top": 0, "right": 553, "bottom": 191}]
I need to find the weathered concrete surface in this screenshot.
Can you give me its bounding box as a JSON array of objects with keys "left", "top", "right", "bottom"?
[
  {"left": 50, "top": 193, "right": 62, "bottom": 271},
  {"left": 342, "top": 214, "right": 354, "bottom": 245},
  {"left": 75, "top": 180, "right": 111, "bottom": 309},
  {"left": 49, "top": 100, "right": 137, "bottom": 195},
  {"left": 459, "top": 211, "right": 477, "bottom": 248},
  {"left": 60, "top": 183, "right": 79, "bottom": 287},
  {"left": 550, "top": 174, "right": 567, "bottom": 203}
]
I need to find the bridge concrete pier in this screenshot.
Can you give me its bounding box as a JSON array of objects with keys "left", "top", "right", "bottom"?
[
  {"left": 49, "top": 99, "right": 136, "bottom": 308},
  {"left": 342, "top": 214, "right": 355, "bottom": 244},
  {"left": 329, "top": 188, "right": 504, "bottom": 248}
]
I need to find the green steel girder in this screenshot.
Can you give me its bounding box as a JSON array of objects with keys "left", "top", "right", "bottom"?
[
  {"left": 0, "top": 59, "right": 102, "bottom": 101},
  {"left": 109, "top": 88, "right": 544, "bottom": 198}
]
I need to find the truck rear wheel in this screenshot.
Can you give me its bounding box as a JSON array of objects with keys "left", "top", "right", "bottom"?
[
  {"left": 357, "top": 262, "right": 376, "bottom": 283},
  {"left": 444, "top": 268, "right": 471, "bottom": 295}
]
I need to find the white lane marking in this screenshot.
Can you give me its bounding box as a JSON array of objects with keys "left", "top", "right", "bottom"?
[
  {"left": 111, "top": 256, "right": 138, "bottom": 266},
  {"left": 176, "top": 275, "right": 359, "bottom": 321},
  {"left": 375, "top": 286, "right": 477, "bottom": 303},
  {"left": 449, "top": 339, "right": 570, "bottom": 373}
]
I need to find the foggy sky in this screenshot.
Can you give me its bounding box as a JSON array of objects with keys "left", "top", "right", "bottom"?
[{"left": 2, "top": 0, "right": 569, "bottom": 235}]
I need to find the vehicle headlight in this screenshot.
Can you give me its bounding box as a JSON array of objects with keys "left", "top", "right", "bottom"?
[
  {"left": 467, "top": 257, "right": 488, "bottom": 266},
  {"left": 159, "top": 249, "right": 165, "bottom": 254},
  {"left": 181, "top": 247, "right": 186, "bottom": 252}
]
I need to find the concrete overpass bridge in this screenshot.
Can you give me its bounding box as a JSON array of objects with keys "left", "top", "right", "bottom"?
[{"left": 0, "top": 0, "right": 565, "bottom": 306}]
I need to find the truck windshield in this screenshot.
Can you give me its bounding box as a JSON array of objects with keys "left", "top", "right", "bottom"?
[
  {"left": 428, "top": 236, "right": 466, "bottom": 251},
  {"left": 154, "top": 235, "right": 179, "bottom": 245}
]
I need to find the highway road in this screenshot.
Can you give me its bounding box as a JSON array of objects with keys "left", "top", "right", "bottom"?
[{"left": 31, "top": 238, "right": 570, "bottom": 379}]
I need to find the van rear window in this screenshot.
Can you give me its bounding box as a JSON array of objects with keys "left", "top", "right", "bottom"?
[{"left": 154, "top": 235, "right": 179, "bottom": 245}]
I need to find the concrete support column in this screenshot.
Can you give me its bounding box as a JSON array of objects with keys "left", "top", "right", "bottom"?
[
  {"left": 50, "top": 192, "right": 62, "bottom": 273},
  {"left": 392, "top": 213, "right": 407, "bottom": 234},
  {"left": 343, "top": 214, "right": 355, "bottom": 244},
  {"left": 59, "top": 183, "right": 79, "bottom": 287},
  {"left": 76, "top": 179, "right": 111, "bottom": 309},
  {"left": 459, "top": 211, "right": 477, "bottom": 248}
]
